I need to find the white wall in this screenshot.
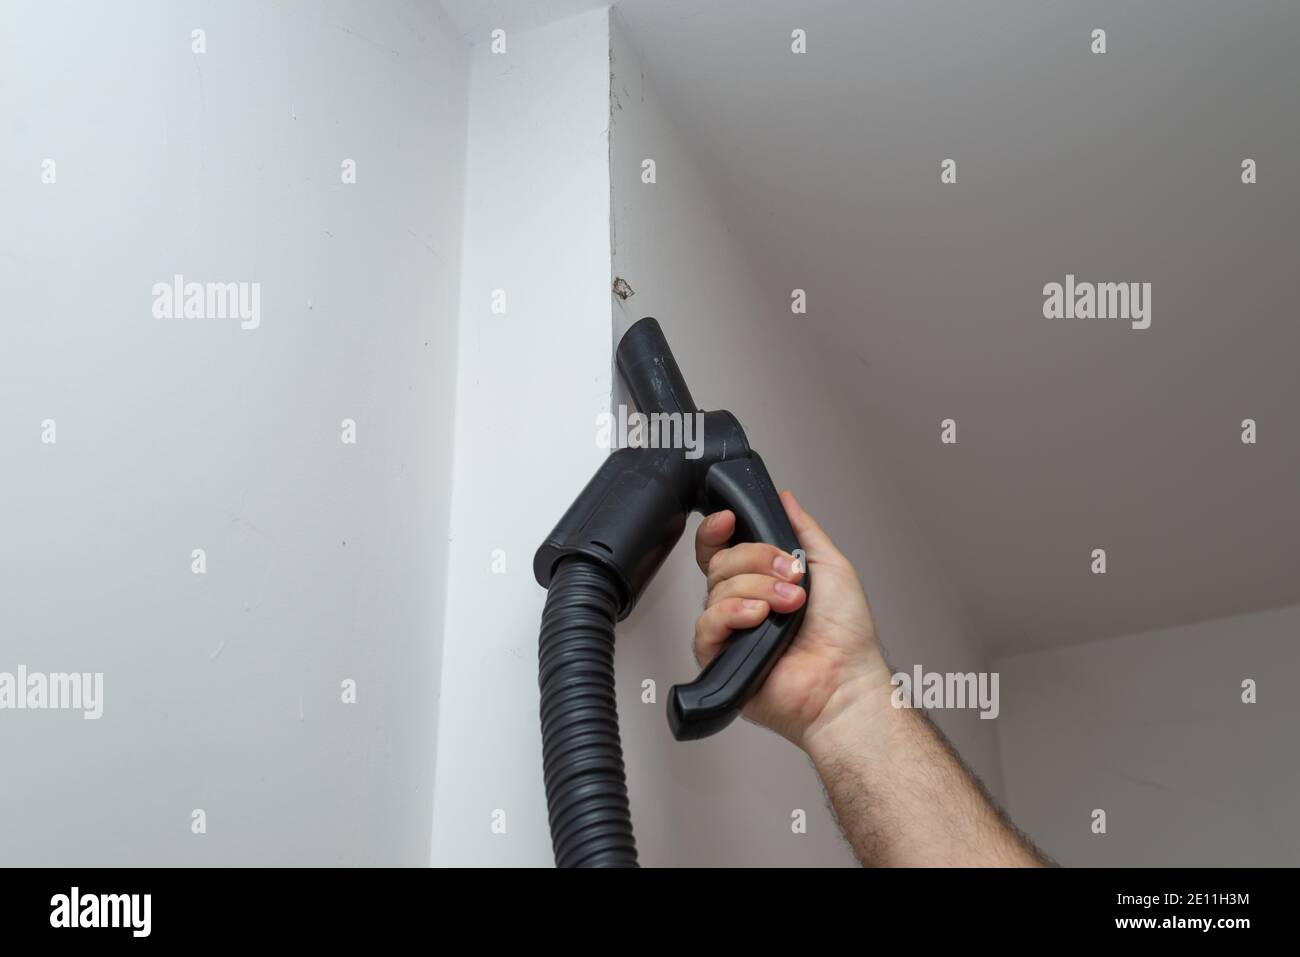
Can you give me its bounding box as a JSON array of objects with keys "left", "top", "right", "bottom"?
[
  {"left": 0, "top": 0, "right": 1012, "bottom": 869},
  {"left": 995, "top": 604, "right": 1300, "bottom": 866},
  {"left": 427, "top": 5, "right": 1003, "bottom": 870},
  {"left": 0, "top": 0, "right": 467, "bottom": 865},
  {"left": 428, "top": 7, "right": 614, "bottom": 866},
  {"left": 607, "top": 13, "right": 1003, "bottom": 866}
]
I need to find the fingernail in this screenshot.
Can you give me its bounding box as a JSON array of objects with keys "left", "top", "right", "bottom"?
[
  {"left": 773, "top": 554, "right": 795, "bottom": 579},
  {"left": 742, "top": 599, "right": 765, "bottom": 612},
  {"left": 773, "top": 581, "right": 800, "bottom": 600}
]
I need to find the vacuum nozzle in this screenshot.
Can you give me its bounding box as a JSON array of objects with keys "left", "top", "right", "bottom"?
[{"left": 615, "top": 317, "right": 698, "bottom": 416}]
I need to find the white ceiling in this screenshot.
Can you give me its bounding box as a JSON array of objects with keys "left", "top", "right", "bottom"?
[
  {"left": 438, "top": 0, "right": 609, "bottom": 42},
  {"left": 613, "top": 0, "right": 1300, "bottom": 653}
]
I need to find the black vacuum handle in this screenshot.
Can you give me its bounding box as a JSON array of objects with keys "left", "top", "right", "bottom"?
[{"left": 667, "top": 453, "right": 809, "bottom": 740}]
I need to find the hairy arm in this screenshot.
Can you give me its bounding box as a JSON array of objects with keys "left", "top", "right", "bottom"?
[{"left": 803, "top": 673, "right": 1051, "bottom": 866}]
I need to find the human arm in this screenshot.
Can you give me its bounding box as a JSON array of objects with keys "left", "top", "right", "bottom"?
[{"left": 692, "top": 491, "right": 1051, "bottom": 866}]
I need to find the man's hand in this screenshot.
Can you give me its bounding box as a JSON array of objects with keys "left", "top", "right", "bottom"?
[
  {"left": 693, "top": 490, "right": 893, "bottom": 747},
  {"left": 693, "top": 490, "right": 1052, "bottom": 867}
]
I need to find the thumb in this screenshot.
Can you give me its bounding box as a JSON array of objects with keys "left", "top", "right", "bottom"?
[{"left": 780, "top": 490, "right": 846, "bottom": 567}]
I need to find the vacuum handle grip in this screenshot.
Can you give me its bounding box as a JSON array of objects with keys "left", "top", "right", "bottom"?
[{"left": 667, "top": 454, "right": 808, "bottom": 740}]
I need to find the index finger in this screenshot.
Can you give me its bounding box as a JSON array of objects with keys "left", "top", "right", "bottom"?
[{"left": 694, "top": 509, "right": 735, "bottom": 575}]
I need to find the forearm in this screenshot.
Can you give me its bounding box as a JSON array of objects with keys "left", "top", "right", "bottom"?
[{"left": 803, "top": 673, "right": 1051, "bottom": 867}]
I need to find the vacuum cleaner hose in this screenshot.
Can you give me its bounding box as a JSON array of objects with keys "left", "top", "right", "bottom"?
[{"left": 537, "top": 558, "right": 639, "bottom": 867}]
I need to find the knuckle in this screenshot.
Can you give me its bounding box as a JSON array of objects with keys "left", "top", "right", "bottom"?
[
  {"left": 726, "top": 574, "right": 764, "bottom": 601},
  {"left": 696, "top": 604, "right": 723, "bottom": 641},
  {"left": 710, "top": 576, "right": 739, "bottom": 601},
  {"left": 740, "top": 542, "right": 781, "bottom": 570},
  {"left": 726, "top": 596, "right": 752, "bottom": 616},
  {"left": 705, "top": 550, "right": 728, "bottom": 586}
]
